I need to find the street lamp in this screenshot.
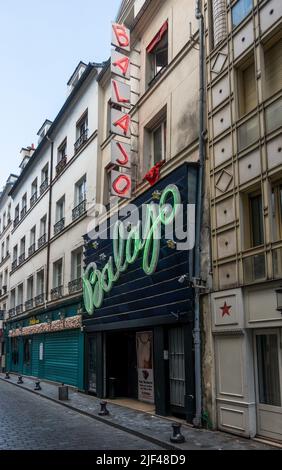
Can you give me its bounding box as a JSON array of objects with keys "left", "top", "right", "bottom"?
[{"left": 275, "top": 287, "right": 282, "bottom": 313}]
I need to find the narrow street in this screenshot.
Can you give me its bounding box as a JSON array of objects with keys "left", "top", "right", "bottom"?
[{"left": 0, "top": 381, "right": 163, "bottom": 450}]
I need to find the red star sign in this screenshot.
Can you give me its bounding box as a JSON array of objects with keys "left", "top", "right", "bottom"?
[{"left": 220, "top": 302, "right": 232, "bottom": 317}]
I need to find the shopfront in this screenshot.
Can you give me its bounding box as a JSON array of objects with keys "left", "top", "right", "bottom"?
[
  {"left": 83, "top": 164, "right": 198, "bottom": 421},
  {"left": 6, "top": 302, "right": 84, "bottom": 389}
]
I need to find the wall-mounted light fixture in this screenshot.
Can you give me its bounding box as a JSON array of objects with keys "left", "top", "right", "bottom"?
[
  {"left": 167, "top": 240, "right": 176, "bottom": 249},
  {"left": 152, "top": 190, "right": 162, "bottom": 201}
]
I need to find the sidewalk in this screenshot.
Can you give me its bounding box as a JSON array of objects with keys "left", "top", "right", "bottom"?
[{"left": 0, "top": 373, "right": 277, "bottom": 451}]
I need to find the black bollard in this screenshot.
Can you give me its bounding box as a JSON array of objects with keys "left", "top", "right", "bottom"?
[
  {"left": 99, "top": 401, "right": 110, "bottom": 416},
  {"left": 17, "top": 376, "right": 23, "bottom": 384},
  {"left": 5, "top": 371, "right": 10, "bottom": 380},
  {"left": 34, "top": 381, "right": 41, "bottom": 391},
  {"left": 58, "top": 384, "right": 69, "bottom": 401},
  {"left": 170, "top": 423, "right": 186, "bottom": 444}
]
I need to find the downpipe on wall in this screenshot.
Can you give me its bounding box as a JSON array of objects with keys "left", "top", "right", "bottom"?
[{"left": 193, "top": 0, "right": 206, "bottom": 428}]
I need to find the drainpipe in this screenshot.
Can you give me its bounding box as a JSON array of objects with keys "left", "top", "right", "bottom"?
[
  {"left": 45, "top": 136, "right": 54, "bottom": 305},
  {"left": 193, "top": 0, "right": 206, "bottom": 428}
]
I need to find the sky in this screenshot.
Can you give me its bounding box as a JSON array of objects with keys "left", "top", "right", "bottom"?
[{"left": 0, "top": 0, "right": 121, "bottom": 190}]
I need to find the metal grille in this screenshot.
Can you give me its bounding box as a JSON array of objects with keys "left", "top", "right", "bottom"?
[{"left": 169, "top": 327, "right": 185, "bottom": 407}]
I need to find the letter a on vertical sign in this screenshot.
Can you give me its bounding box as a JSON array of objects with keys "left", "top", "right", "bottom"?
[
  {"left": 111, "top": 109, "right": 131, "bottom": 138},
  {"left": 111, "top": 23, "right": 130, "bottom": 52},
  {"left": 111, "top": 50, "right": 130, "bottom": 80},
  {"left": 111, "top": 139, "right": 131, "bottom": 169},
  {"left": 111, "top": 79, "right": 131, "bottom": 109},
  {"left": 111, "top": 169, "right": 132, "bottom": 199}
]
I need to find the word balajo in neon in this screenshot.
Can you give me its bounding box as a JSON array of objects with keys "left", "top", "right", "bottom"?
[{"left": 83, "top": 184, "right": 181, "bottom": 315}]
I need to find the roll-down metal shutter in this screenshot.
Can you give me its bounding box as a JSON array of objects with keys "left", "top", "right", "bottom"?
[{"left": 44, "top": 330, "right": 80, "bottom": 387}]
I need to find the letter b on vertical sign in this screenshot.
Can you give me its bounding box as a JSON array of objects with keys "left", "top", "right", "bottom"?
[{"left": 112, "top": 23, "right": 130, "bottom": 52}]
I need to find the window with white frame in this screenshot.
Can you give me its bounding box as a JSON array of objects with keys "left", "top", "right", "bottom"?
[
  {"left": 53, "top": 259, "right": 63, "bottom": 288},
  {"left": 36, "top": 270, "right": 44, "bottom": 295},
  {"left": 56, "top": 196, "right": 65, "bottom": 222},
  {"left": 71, "top": 248, "right": 83, "bottom": 281},
  {"left": 27, "top": 276, "right": 34, "bottom": 301},
  {"left": 41, "top": 163, "right": 49, "bottom": 183},
  {"left": 40, "top": 215, "right": 47, "bottom": 237},
  {"left": 147, "top": 21, "right": 168, "bottom": 85},
  {"left": 58, "top": 138, "right": 67, "bottom": 163},
  {"left": 75, "top": 175, "right": 87, "bottom": 206}
]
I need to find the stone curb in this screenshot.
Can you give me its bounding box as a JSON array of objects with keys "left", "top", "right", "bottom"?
[{"left": 0, "top": 376, "right": 179, "bottom": 451}]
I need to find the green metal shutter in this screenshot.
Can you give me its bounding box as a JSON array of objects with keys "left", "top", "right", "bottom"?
[
  {"left": 31, "top": 336, "right": 41, "bottom": 378},
  {"left": 44, "top": 330, "right": 80, "bottom": 387}
]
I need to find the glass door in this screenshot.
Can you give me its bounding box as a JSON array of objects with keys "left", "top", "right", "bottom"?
[{"left": 255, "top": 329, "right": 282, "bottom": 442}]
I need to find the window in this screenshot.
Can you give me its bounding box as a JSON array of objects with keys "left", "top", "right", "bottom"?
[
  {"left": 75, "top": 111, "right": 88, "bottom": 152},
  {"left": 27, "top": 276, "right": 34, "bottom": 301},
  {"left": 71, "top": 248, "right": 83, "bottom": 281},
  {"left": 14, "top": 204, "right": 19, "bottom": 220},
  {"left": 256, "top": 334, "right": 281, "bottom": 406},
  {"left": 231, "top": 0, "right": 253, "bottom": 28},
  {"left": 151, "top": 120, "right": 167, "bottom": 165},
  {"left": 21, "top": 194, "right": 27, "bottom": 216},
  {"left": 7, "top": 203, "right": 11, "bottom": 223},
  {"left": 4, "top": 269, "right": 8, "bottom": 287},
  {"left": 237, "top": 57, "right": 256, "bottom": 117},
  {"left": 271, "top": 182, "right": 282, "bottom": 242},
  {"left": 17, "top": 284, "right": 23, "bottom": 306},
  {"left": 13, "top": 245, "right": 18, "bottom": 262},
  {"left": 36, "top": 270, "right": 44, "bottom": 295},
  {"left": 40, "top": 215, "right": 47, "bottom": 237},
  {"left": 53, "top": 259, "right": 63, "bottom": 288},
  {"left": 264, "top": 39, "right": 282, "bottom": 100},
  {"left": 31, "top": 178, "right": 37, "bottom": 196},
  {"left": 147, "top": 21, "right": 168, "bottom": 85},
  {"left": 1, "top": 242, "right": 4, "bottom": 260},
  {"left": 56, "top": 196, "right": 65, "bottom": 222},
  {"left": 6, "top": 235, "right": 9, "bottom": 256},
  {"left": 3, "top": 212, "right": 6, "bottom": 228},
  {"left": 237, "top": 115, "right": 259, "bottom": 152},
  {"left": 10, "top": 289, "right": 16, "bottom": 308},
  {"left": 58, "top": 139, "right": 67, "bottom": 163},
  {"left": 75, "top": 175, "right": 86, "bottom": 205},
  {"left": 20, "top": 237, "right": 26, "bottom": 257},
  {"left": 265, "top": 98, "right": 282, "bottom": 134},
  {"left": 41, "top": 163, "right": 49, "bottom": 183},
  {"left": 242, "top": 189, "right": 264, "bottom": 249}
]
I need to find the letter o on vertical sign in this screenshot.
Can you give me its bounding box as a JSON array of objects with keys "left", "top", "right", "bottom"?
[{"left": 111, "top": 170, "right": 132, "bottom": 199}]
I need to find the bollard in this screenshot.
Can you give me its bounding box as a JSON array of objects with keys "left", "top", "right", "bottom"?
[
  {"left": 34, "top": 381, "right": 41, "bottom": 391},
  {"left": 99, "top": 401, "right": 110, "bottom": 416},
  {"left": 170, "top": 423, "right": 186, "bottom": 444},
  {"left": 58, "top": 384, "right": 69, "bottom": 401},
  {"left": 5, "top": 371, "right": 10, "bottom": 380},
  {"left": 17, "top": 376, "right": 23, "bottom": 384}
]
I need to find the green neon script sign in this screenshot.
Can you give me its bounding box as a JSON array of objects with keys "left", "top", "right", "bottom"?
[{"left": 83, "top": 184, "right": 181, "bottom": 315}]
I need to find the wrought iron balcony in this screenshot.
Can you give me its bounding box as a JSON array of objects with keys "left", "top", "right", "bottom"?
[
  {"left": 51, "top": 285, "right": 63, "bottom": 301},
  {"left": 38, "top": 233, "right": 47, "bottom": 248},
  {"left": 21, "top": 206, "right": 27, "bottom": 218},
  {"left": 30, "top": 192, "right": 38, "bottom": 207},
  {"left": 13, "top": 216, "right": 20, "bottom": 229},
  {"left": 19, "top": 253, "right": 26, "bottom": 265},
  {"left": 74, "top": 129, "right": 88, "bottom": 153},
  {"left": 16, "top": 304, "right": 23, "bottom": 315},
  {"left": 11, "top": 259, "right": 17, "bottom": 271},
  {"left": 8, "top": 308, "right": 16, "bottom": 318},
  {"left": 40, "top": 178, "right": 49, "bottom": 195},
  {"left": 34, "top": 293, "right": 45, "bottom": 307},
  {"left": 25, "top": 299, "right": 34, "bottom": 311},
  {"left": 72, "top": 200, "right": 86, "bottom": 221},
  {"left": 56, "top": 156, "right": 67, "bottom": 176},
  {"left": 28, "top": 244, "right": 36, "bottom": 256},
  {"left": 68, "top": 278, "right": 82, "bottom": 294},
  {"left": 54, "top": 218, "right": 65, "bottom": 235}
]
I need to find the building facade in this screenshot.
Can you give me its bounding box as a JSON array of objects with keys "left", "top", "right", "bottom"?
[
  {"left": 0, "top": 174, "right": 18, "bottom": 371},
  {"left": 205, "top": 0, "right": 282, "bottom": 441},
  {"left": 5, "top": 62, "right": 102, "bottom": 389},
  {"left": 82, "top": 0, "right": 210, "bottom": 423}
]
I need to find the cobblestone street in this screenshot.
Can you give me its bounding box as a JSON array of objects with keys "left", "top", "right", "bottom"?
[{"left": 0, "top": 380, "right": 163, "bottom": 450}]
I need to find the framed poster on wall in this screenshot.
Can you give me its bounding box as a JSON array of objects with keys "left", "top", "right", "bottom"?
[{"left": 136, "top": 331, "right": 154, "bottom": 404}]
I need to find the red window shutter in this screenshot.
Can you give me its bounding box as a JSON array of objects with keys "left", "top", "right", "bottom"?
[{"left": 146, "top": 21, "right": 168, "bottom": 54}]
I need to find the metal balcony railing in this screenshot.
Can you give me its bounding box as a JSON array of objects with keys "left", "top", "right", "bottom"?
[
  {"left": 72, "top": 200, "right": 86, "bottom": 221},
  {"left": 13, "top": 216, "right": 20, "bottom": 229},
  {"left": 34, "top": 293, "right": 45, "bottom": 307},
  {"left": 30, "top": 192, "right": 38, "bottom": 207},
  {"left": 28, "top": 244, "right": 36, "bottom": 257},
  {"left": 40, "top": 178, "right": 49, "bottom": 195},
  {"left": 54, "top": 218, "right": 65, "bottom": 235},
  {"left": 25, "top": 299, "right": 34, "bottom": 311},
  {"left": 51, "top": 286, "right": 63, "bottom": 300},
  {"left": 16, "top": 304, "right": 23, "bottom": 315},
  {"left": 68, "top": 278, "right": 82, "bottom": 294},
  {"left": 56, "top": 156, "right": 67, "bottom": 176},
  {"left": 8, "top": 308, "right": 15, "bottom": 318},
  {"left": 19, "top": 253, "right": 25, "bottom": 265},
  {"left": 38, "top": 233, "right": 47, "bottom": 248},
  {"left": 12, "top": 259, "right": 17, "bottom": 271},
  {"left": 74, "top": 129, "right": 88, "bottom": 153}
]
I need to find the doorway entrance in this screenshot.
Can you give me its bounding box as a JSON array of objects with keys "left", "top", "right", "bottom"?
[
  {"left": 106, "top": 331, "right": 138, "bottom": 399},
  {"left": 254, "top": 329, "right": 282, "bottom": 442}
]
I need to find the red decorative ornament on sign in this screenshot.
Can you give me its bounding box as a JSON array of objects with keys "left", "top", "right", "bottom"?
[{"left": 144, "top": 161, "right": 165, "bottom": 187}]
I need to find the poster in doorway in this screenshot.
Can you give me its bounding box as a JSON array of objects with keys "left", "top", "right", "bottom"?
[{"left": 136, "top": 331, "right": 154, "bottom": 404}]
